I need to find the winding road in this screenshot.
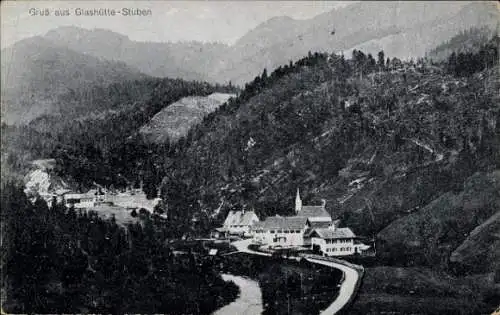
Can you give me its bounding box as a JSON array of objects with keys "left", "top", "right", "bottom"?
[
  {"left": 231, "top": 239, "right": 362, "bottom": 315},
  {"left": 304, "top": 256, "right": 360, "bottom": 314}
]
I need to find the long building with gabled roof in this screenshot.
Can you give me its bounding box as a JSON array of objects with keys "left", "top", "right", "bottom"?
[{"left": 252, "top": 215, "right": 309, "bottom": 247}]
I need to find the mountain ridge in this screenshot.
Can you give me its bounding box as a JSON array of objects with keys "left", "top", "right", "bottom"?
[
  {"left": 3, "top": 1, "right": 494, "bottom": 89},
  {"left": 1, "top": 36, "right": 147, "bottom": 124}
]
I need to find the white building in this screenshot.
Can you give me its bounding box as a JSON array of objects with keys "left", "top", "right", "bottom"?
[
  {"left": 252, "top": 216, "right": 308, "bottom": 247},
  {"left": 215, "top": 210, "right": 260, "bottom": 237},
  {"left": 64, "top": 193, "right": 96, "bottom": 209},
  {"left": 88, "top": 188, "right": 106, "bottom": 203},
  {"left": 309, "top": 227, "right": 359, "bottom": 256},
  {"left": 251, "top": 188, "right": 335, "bottom": 248}
]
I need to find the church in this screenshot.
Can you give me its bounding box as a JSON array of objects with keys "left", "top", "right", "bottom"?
[
  {"left": 252, "top": 188, "right": 334, "bottom": 247},
  {"left": 251, "top": 188, "right": 371, "bottom": 256}
]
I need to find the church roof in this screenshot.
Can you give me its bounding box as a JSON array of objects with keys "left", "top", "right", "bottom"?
[
  {"left": 297, "top": 206, "right": 331, "bottom": 219},
  {"left": 308, "top": 221, "right": 332, "bottom": 229},
  {"left": 253, "top": 216, "right": 308, "bottom": 230},
  {"left": 223, "top": 211, "right": 258, "bottom": 226},
  {"left": 310, "top": 227, "right": 356, "bottom": 239}
]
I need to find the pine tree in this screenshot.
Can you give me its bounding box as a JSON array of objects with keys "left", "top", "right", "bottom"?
[
  {"left": 378, "top": 50, "right": 385, "bottom": 70},
  {"left": 261, "top": 68, "right": 268, "bottom": 81}
]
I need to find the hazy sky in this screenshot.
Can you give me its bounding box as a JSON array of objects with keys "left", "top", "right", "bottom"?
[{"left": 1, "top": 1, "right": 353, "bottom": 48}]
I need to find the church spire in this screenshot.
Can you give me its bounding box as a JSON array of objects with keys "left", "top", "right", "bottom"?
[{"left": 295, "top": 187, "right": 302, "bottom": 213}]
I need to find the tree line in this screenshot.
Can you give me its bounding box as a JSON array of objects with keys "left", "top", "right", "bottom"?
[
  {"left": 446, "top": 34, "right": 499, "bottom": 76},
  {"left": 1, "top": 180, "right": 238, "bottom": 314}
]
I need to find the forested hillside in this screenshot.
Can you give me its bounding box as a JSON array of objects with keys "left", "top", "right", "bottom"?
[
  {"left": 44, "top": 26, "right": 229, "bottom": 82},
  {"left": 1, "top": 77, "right": 236, "bottom": 195},
  {"left": 0, "top": 181, "right": 237, "bottom": 314},
  {"left": 150, "top": 35, "right": 499, "bottom": 313},
  {"left": 160, "top": 34, "right": 499, "bottom": 271},
  {"left": 162, "top": 36, "right": 498, "bottom": 214},
  {"left": 427, "top": 26, "right": 497, "bottom": 61},
  {"left": 1, "top": 67, "right": 239, "bottom": 314},
  {"left": 0, "top": 37, "right": 147, "bottom": 124}
]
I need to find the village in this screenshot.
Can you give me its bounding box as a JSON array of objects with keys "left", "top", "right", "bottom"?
[
  {"left": 213, "top": 188, "right": 372, "bottom": 258},
  {"left": 24, "top": 159, "right": 165, "bottom": 224},
  {"left": 26, "top": 160, "right": 371, "bottom": 258}
]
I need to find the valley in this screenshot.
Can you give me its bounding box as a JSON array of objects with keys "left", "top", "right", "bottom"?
[{"left": 1, "top": 1, "right": 499, "bottom": 314}]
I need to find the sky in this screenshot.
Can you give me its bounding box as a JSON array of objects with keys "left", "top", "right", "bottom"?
[{"left": 1, "top": 1, "right": 354, "bottom": 48}]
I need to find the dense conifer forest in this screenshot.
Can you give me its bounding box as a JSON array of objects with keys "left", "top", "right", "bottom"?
[
  {"left": 2, "top": 78, "right": 237, "bottom": 194},
  {"left": 0, "top": 180, "right": 238, "bottom": 313}
]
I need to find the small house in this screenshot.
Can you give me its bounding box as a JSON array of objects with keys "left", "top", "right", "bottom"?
[{"left": 309, "top": 227, "right": 358, "bottom": 256}]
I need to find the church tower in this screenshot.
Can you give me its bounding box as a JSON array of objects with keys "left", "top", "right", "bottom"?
[{"left": 295, "top": 188, "right": 302, "bottom": 213}]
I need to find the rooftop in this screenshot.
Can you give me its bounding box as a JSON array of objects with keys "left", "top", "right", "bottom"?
[
  {"left": 253, "top": 216, "right": 308, "bottom": 230},
  {"left": 297, "top": 205, "right": 331, "bottom": 219},
  {"left": 308, "top": 221, "right": 332, "bottom": 229},
  {"left": 310, "top": 227, "right": 356, "bottom": 239},
  {"left": 223, "top": 210, "right": 258, "bottom": 226}
]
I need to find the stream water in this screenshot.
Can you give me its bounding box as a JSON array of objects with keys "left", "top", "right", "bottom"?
[
  {"left": 214, "top": 253, "right": 342, "bottom": 315},
  {"left": 213, "top": 274, "right": 263, "bottom": 315}
]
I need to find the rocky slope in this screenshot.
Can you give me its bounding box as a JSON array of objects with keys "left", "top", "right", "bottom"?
[{"left": 23, "top": 159, "right": 70, "bottom": 204}]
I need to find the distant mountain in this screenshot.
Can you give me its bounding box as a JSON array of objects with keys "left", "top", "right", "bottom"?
[
  {"left": 1, "top": 36, "right": 146, "bottom": 124},
  {"left": 139, "top": 92, "right": 236, "bottom": 143},
  {"left": 349, "top": 1, "right": 499, "bottom": 60},
  {"left": 211, "top": 1, "right": 498, "bottom": 85},
  {"left": 5, "top": 1, "right": 493, "bottom": 93},
  {"left": 43, "top": 26, "right": 229, "bottom": 82}
]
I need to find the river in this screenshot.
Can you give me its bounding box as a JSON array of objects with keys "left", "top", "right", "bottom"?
[{"left": 213, "top": 274, "right": 263, "bottom": 315}]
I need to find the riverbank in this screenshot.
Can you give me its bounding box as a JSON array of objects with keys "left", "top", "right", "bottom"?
[
  {"left": 214, "top": 274, "right": 263, "bottom": 315},
  {"left": 218, "top": 249, "right": 342, "bottom": 314}
]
